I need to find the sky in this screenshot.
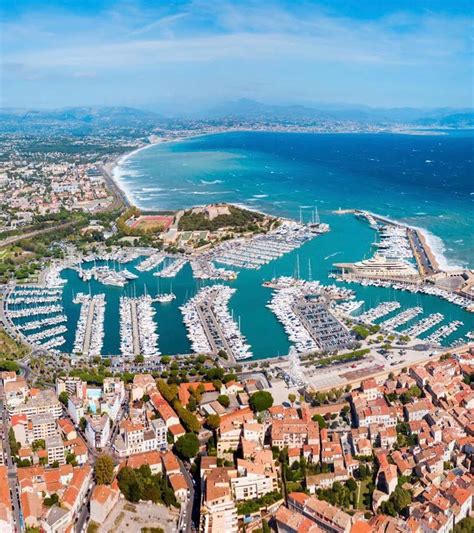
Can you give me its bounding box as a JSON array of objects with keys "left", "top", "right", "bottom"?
[{"left": 0, "top": 0, "right": 473, "bottom": 110}]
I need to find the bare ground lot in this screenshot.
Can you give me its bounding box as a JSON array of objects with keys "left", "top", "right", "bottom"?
[{"left": 98, "top": 499, "right": 179, "bottom": 533}]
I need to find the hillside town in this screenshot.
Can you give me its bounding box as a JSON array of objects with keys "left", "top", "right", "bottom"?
[{"left": 0, "top": 348, "right": 472, "bottom": 532}]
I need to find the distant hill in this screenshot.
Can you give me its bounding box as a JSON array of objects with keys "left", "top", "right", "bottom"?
[
  {"left": 1, "top": 102, "right": 472, "bottom": 133},
  {"left": 0, "top": 106, "right": 163, "bottom": 133},
  {"left": 198, "top": 98, "right": 473, "bottom": 126},
  {"left": 414, "top": 112, "right": 474, "bottom": 128}
]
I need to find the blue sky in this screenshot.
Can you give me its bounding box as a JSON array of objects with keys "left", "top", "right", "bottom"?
[{"left": 1, "top": 0, "right": 472, "bottom": 110}]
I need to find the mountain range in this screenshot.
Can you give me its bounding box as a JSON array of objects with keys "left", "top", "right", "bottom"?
[{"left": 0, "top": 101, "right": 472, "bottom": 133}]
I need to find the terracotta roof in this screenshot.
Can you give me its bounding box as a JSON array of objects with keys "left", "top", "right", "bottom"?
[
  {"left": 178, "top": 382, "right": 215, "bottom": 406},
  {"left": 169, "top": 473, "right": 188, "bottom": 492},
  {"left": 161, "top": 451, "right": 180, "bottom": 473},
  {"left": 91, "top": 483, "right": 118, "bottom": 505},
  {"left": 125, "top": 450, "right": 162, "bottom": 470},
  {"left": 169, "top": 423, "right": 186, "bottom": 436},
  {"left": 0, "top": 466, "right": 12, "bottom": 525}
]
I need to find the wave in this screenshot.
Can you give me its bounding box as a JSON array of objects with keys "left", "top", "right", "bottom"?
[
  {"left": 414, "top": 227, "right": 464, "bottom": 271},
  {"left": 324, "top": 252, "right": 342, "bottom": 260},
  {"left": 191, "top": 191, "right": 230, "bottom": 195},
  {"left": 253, "top": 194, "right": 268, "bottom": 198},
  {"left": 200, "top": 179, "right": 223, "bottom": 185},
  {"left": 140, "top": 186, "right": 164, "bottom": 192}
]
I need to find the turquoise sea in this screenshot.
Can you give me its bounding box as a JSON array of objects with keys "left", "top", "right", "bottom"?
[
  {"left": 116, "top": 131, "right": 474, "bottom": 269},
  {"left": 15, "top": 132, "right": 473, "bottom": 358}
]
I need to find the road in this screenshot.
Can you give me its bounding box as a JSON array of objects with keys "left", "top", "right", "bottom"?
[
  {"left": 0, "top": 221, "right": 77, "bottom": 249},
  {"left": 98, "top": 162, "right": 129, "bottom": 211},
  {"left": 178, "top": 459, "right": 195, "bottom": 533},
  {"left": 0, "top": 395, "right": 22, "bottom": 532},
  {"left": 74, "top": 480, "right": 95, "bottom": 533}
]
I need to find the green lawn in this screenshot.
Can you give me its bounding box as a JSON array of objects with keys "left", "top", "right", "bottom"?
[{"left": 357, "top": 479, "right": 372, "bottom": 510}]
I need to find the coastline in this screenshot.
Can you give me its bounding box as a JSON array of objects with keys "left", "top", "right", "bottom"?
[
  {"left": 110, "top": 130, "right": 469, "bottom": 274},
  {"left": 357, "top": 209, "right": 464, "bottom": 272}
]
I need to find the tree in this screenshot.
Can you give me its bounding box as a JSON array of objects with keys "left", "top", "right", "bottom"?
[
  {"left": 175, "top": 432, "right": 199, "bottom": 459},
  {"left": 79, "top": 417, "right": 87, "bottom": 432},
  {"left": 94, "top": 454, "right": 115, "bottom": 485},
  {"left": 43, "top": 493, "right": 59, "bottom": 507},
  {"left": 134, "top": 354, "right": 145, "bottom": 364},
  {"left": 66, "top": 453, "right": 77, "bottom": 466},
  {"left": 187, "top": 395, "right": 197, "bottom": 412},
  {"left": 206, "top": 414, "right": 221, "bottom": 430},
  {"left": 392, "top": 486, "right": 412, "bottom": 514},
  {"left": 346, "top": 478, "right": 357, "bottom": 492},
  {"left": 453, "top": 517, "right": 474, "bottom": 533},
  {"left": 288, "top": 393, "right": 296, "bottom": 405},
  {"left": 175, "top": 405, "right": 200, "bottom": 433},
  {"left": 249, "top": 391, "right": 273, "bottom": 412},
  {"left": 311, "top": 414, "right": 327, "bottom": 429},
  {"left": 32, "top": 439, "right": 45, "bottom": 451},
  {"left": 58, "top": 391, "right": 69, "bottom": 406},
  {"left": 217, "top": 394, "right": 230, "bottom": 408},
  {"left": 8, "top": 427, "right": 20, "bottom": 456},
  {"left": 157, "top": 379, "right": 178, "bottom": 403}
]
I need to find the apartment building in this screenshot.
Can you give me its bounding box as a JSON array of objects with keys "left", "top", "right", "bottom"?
[
  {"left": 8, "top": 389, "right": 62, "bottom": 420},
  {"left": 287, "top": 492, "right": 352, "bottom": 533},
  {"left": 200, "top": 467, "right": 238, "bottom": 533},
  {"left": 114, "top": 417, "right": 167, "bottom": 458},
  {"left": 85, "top": 414, "right": 110, "bottom": 450},
  {"left": 56, "top": 377, "right": 87, "bottom": 400},
  {"left": 231, "top": 458, "right": 278, "bottom": 501},
  {"left": 46, "top": 434, "right": 66, "bottom": 466},
  {"left": 31, "top": 414, "right": 57, "bottom": 441},
  {"left": 271, "top": 419, "right": 319, "bottom": 449}
]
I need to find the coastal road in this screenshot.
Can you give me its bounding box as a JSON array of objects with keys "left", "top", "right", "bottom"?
[{"left": 98, "top": 163, "right": 129, "bottom": 211}]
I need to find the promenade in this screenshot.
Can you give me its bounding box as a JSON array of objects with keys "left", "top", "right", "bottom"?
[
  {"left": 196, "top": 296, "right": 236, "bottom": 361},
  {"left": 81, "top": 298, "right": 96, "bottom": 355},
  {"left": 129, "top": 299, "right": 141, "bottom": 355}
]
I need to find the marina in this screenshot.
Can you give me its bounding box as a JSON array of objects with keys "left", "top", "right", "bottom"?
[
  {"left": 379, "top": 307, "right": 423, "bottom": 330},
  {"left": 154, "top": 257, "right": 188, "bottom": 278},
  {"left": 136, "top": 252, "right": 166, "bottom": 272},
  {"left": 119, "top": 295, "right": 160, "bottom": 357},
  {"left": 3, "top": 209, "right": 472, "bottom": 359},
  {"left": 358, "top": 302, "right": 401, "bottom": 324},
  {"left": 7, "top": 304, "right": 63, "bottom": 319},
  {"left": 402, "top": 313, "right": 444, "bottom": 337},
  {"left": 267, "top": 281, "right": 354, "bottom": 353},
  {"left": 190, "top": 259, "right": 237, "bottom": 280},
  {"left": 212, "top": 220, "right": 322, "bottom": 269},
  {"left": 72, "top": 293, "right": 106, "bottom": 357},
  {"left": 17, "top": 314, "right": 67, "bottom": 331},
  {"left": 425, "top": 320, "right": 463, "bottom": 345},
  {"left": 180, "top": 285, "right": 252, "bottom": 360}
]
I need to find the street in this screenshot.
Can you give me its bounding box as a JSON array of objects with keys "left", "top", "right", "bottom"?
[
  {"left": 0, "top": 395, "right": 22, "bottom": 533},
  {"left": 178, "top": 459, "right": 195, "bottom": 533}
]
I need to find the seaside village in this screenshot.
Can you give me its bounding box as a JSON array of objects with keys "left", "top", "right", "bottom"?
[
  {"left": 0, "top": 348, "right": 473, "bottom": 533},
  {"left": 0, "top": 161, "right": 112, "bottom": 230}
]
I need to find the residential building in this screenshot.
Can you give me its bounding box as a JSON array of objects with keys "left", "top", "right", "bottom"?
[{"left": 85, "top": 414, "right": 110, "bottom": 449}]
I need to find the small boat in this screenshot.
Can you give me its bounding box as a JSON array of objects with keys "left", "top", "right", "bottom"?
[{"left": 155, "top": 293, "right": 176, "bottom": 303}]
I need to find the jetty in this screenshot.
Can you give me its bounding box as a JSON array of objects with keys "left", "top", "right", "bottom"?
[
  {"left": 180, "top": 285, "right": 252, "bottom": 360},
  {"left": 73, "top": 293, "right": 106, "bottom": 357},
  {"left": 119, "top": 296, "right": 159, "bottom": 357},
  {"left": 129, "top": 299, "right": 140, "bottom": 355}
]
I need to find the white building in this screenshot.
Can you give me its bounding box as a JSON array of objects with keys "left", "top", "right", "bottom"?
[{"left": 85, "top": 414, "right": 110, "bottom": 450}]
